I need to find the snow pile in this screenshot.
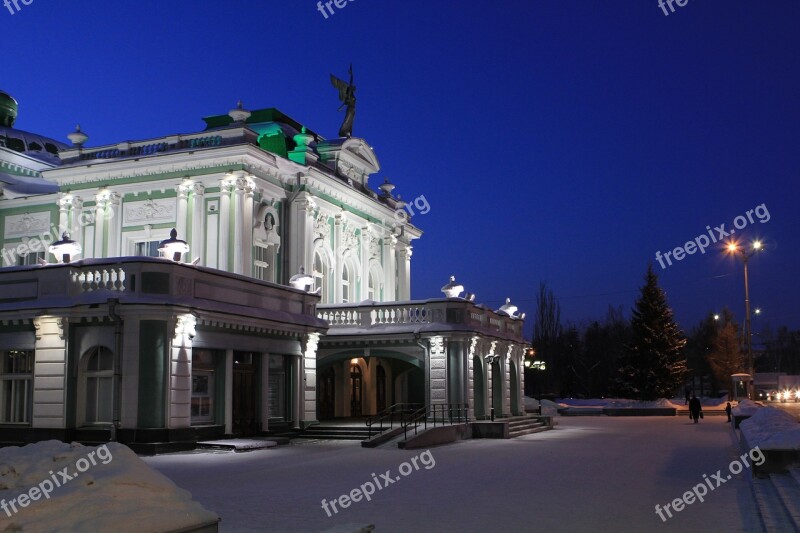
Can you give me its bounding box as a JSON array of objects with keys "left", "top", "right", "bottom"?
[
  {"left": 524, "top": 397, "right": 559, "bottom": 415},
  {"left": 0, "top": 440, "right": 218, "bottom": 531},
  {"left": 740, "top": 407, "right": 800, "bottom": 451},
  {"left": 732, "top": 399, "right": 761, "bottom": 417},
  {"left": 558, "top": 398, "right": 675, "bottom": 409}
]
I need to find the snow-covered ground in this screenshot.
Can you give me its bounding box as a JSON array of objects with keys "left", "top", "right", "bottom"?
[
  {"left": 144, "top": 417, "right": 761, "bottom": 532},
  {"left": 0, "top": 440, "right": 218, "bottom": 531}
]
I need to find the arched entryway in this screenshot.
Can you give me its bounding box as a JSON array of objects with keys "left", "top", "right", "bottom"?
[
  {"left": 376, "top": 365, "right": 387, "bottom": 412},
  {"left": 491, "top": 359, "right": 503, "bottom": 417},
  {"left": 473, "top": 355, "right": 485, "bottom": 419},
  {"left": 350, "top": 362, "right": 362, "bottom": 416},
  {"left": 510, "top": 360, "right": 520, "bottom": 415},
  {"left": 319, "top": 367, "right": 335, "bottom": 420}
]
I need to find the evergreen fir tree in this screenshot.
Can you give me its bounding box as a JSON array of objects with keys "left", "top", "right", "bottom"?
[{"left": 616, "top": 265, "right": 688, "bottom": 400}]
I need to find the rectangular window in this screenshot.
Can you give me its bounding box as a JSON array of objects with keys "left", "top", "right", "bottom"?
[
  {"left": 253, "top": 245, "right": 272, "bottom": 282},
  {"left": 16, "top": 251, "right": 45, "bottom": 266},
  {"left": 191, "top": 350, "right": 217, "bottom": 425},
  {"left": 135, "top": 241, "right": 161, "bottom": 258},
  {"left": 0, "top": 350, "right": 33, "bottom": 424}
]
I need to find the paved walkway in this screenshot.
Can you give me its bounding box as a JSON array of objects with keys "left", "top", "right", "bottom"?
[{"left": 144, "top": 417, "right": 762, "bottom": 532}]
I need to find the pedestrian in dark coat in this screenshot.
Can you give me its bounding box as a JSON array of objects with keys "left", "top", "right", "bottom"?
[
  {"left": 725, "top": 402, "right": 732, "bottom": 422},
  {"left": 689, "top": 395, "right": 702, "bottom": 423}
]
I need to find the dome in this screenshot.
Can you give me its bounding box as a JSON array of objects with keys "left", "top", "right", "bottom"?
[
  {"left": 0, "top": 91, "right": 69, "bottom": 165},
  {"left": 0, "top": 90, "right": 18, "bottom": 127}
]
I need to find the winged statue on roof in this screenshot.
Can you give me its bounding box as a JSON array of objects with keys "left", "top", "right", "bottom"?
[{"left": 330, "top": 64, "right": 356, "bottom": 138}]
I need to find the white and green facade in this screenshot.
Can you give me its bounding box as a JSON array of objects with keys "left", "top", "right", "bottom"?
[{"left": 0, "top": 91, "right": 527, "bottom": 450}]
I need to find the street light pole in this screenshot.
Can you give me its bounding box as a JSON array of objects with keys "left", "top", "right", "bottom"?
[
  {"left": 743, "top": 256, "right": 753, "bottom": 399},
  {"left": 727, "top": 241, "right": 762, "bottom": 400}
]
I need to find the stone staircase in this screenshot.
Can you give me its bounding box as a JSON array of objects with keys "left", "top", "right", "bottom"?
[
  {"left": 749, "top": 467, "right": 800, "bottom": 531},
  {"left": 675, "top": 408, "right": 727, "bottom": 416},
  {"left": 295, "top": 422, "right": 373, "bottom": 441},
  {"left": 508, "top": 416, "right": 552, "bottom": 438}
]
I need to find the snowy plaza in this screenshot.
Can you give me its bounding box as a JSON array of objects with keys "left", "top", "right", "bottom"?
[{"left": 144, "top": 416, "right": 763, "bottom": 532}]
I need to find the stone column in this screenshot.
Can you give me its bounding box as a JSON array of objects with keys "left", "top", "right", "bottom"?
[
  {"left": 225, "top": 349, "right": 234, "bottom": 434},
  {"left": 241, "top": 177, "right": 255, "bottom": 277},
  {"left": 384, "top": 235, "right": 397, "bottom": 301},
  {"left": 31, "top": 317, "right": 68, "bottom": 429},
  {"left": 176, "top": 181, "right": 191, "bottom": 245},
  {"left": 106, "top": 192, "right": 122, "bottom": 257},
  {"left": 57, "top": 194, "right": 71, "bottom": 235},
  {"left": 93, "top": 194, "right": 107, "bottom": 259},
  {"left": 333, "top": 213, "right": 344, "bottom": 302},
  {"left": 292, "top": 354, "right": 303, "bottom": 429},
  {"left": 218, "top": 178, "right": 234, "bottom": 272},
  {"left": 190, "top": 183, "right": 205, "bottom": 265},
  {"left": 360, "top": 227, "right": 371, "bottom": 301},
  {"left": 428, "top": 336, "right": 447, "bottom": 406},
  {"left": 396, "top": 243, "right": 412, "bottom": 300},
  {"left": 70, "top": 196, "right": 83, "bottom": 246},
  {"left": 233, "top": 177, "right": 245, "bottom": 275},
  {"left": 302, "top": 333, "right": 320, "bottom": 427},
  {"left": 289, "top": 193, "right": 316, "bottom": 280},
  {"left": 168, "top": 315, "right": 195, "bottom": 430}
]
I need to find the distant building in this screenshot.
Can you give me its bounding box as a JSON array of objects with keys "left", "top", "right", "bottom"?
[{"left": 0, "top": 91, "right": 527, "bottom": 450}]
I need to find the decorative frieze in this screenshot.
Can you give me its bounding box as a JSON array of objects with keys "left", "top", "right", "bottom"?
[
  {"left": 4, "top": 212, "right": 51, "bottom": 239},
  {"left": 122, "top": 198, "right": 177, "bottom": 226}
]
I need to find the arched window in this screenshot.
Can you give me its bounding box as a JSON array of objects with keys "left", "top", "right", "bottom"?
[
  {"left": 313, "top": 251, "right": 329, "bottom": 304},
  {"left": 342, "top": 263, "right": 352, "bottom": 303},
  {"left": 82, "top": 346, "right": 114, "bottom": 424},
  {"left": 367, "top": 271, "right": 376, "bottom": 301}
]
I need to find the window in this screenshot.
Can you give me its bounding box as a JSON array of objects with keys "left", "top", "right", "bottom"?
[
  {"left": 313, "top": 251, "right": 329, "bottom": 304},
  {"left": 367, "top": 271, "right": 376, "bottom": 301},
  {"left": 253, "top": 245, "right": 274, "bottom": 283},
  {"left": 342, "top": 263, "right": 351, "bottom": 303},
  {"left": 135, "top": 240, "right": 161, "bottom": 258},
  {"left": 1, "top": 350, "right": 33, "bottom": 424},
  {"left": 16, "top": 251, "right": 45, "bottom": 266},
  {"left": 82, "top": 346, "right": 113, "bottom": 424},
  {"left": 191, "top": 350, "right": 216, "bottom": 425}
]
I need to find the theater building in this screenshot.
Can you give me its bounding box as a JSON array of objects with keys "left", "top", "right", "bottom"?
[{"left": 0, "top": 90, "right": 527, "bottom": 449}]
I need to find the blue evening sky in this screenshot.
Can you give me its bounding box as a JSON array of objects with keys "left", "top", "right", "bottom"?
[{"left": 4, "top": 0, "right": 798, "bottom": 333}]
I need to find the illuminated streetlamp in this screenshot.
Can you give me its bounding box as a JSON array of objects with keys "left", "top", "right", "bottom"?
[
  {"left": 725, "top": 240, "right": 764, "bottom": 399},
  {"left": 48, "top": 232, "right": 82, "bottom": 263},
  {"left": 158, "top": 229, "right": 189, "bottom": 262}
]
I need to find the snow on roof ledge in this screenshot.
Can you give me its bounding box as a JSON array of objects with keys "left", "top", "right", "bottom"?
[{"left": 0, "top": 440, "right": 218, "bottom": 530}]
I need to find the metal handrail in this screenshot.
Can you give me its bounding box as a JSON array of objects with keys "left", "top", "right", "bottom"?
[
  {"left": 365, "top": 403, "right": 422, "bottom": 438},
  {"left": 402, "top": 403, "right": 470, "bottom": 440}
]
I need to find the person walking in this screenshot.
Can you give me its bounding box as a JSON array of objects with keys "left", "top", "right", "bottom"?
[
  {"left": 689, "top": 395, "right": 702, "bottom": 424},
  {"left": 725, "top": 402, "right": 732, "bottom": 422}
]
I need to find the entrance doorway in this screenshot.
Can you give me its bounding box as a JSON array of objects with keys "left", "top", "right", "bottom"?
[
  {"left": 473, "top": 356, "right": 485, "bottom": 419},
  {"left": 233, "top": 352, "right": 257, "bottom": 436},
  {"left": 350, "top": 363, "right": 362, "bottom": 416},
  {"left": 376, "top": 365, "right": 387, "bottom": 412},
  {"left": 319, "top": 367, "right": 335, "bottom": 419}
]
